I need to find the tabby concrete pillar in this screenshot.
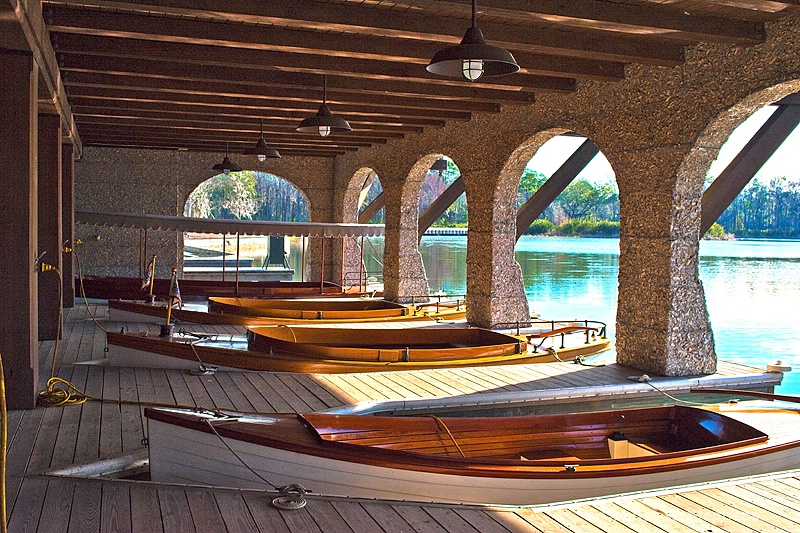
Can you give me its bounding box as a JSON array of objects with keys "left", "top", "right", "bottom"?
[
  {"left": 0, "top": 49, "right": 39, "bottom": 409},
  {"left": 613, "top": 146, "right": 716, "bottom": 376},
  {"left": 381, "top": 180, "right": 429, "bottom": 303},
  {"left": 463, "top": 166, "right": 529, "bottom": 328},
  {"left": 38, "top": 113, "right": 62, "bottom": 340}
]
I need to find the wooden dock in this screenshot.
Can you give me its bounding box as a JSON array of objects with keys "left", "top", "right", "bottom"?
[{"left": 5, "top": 302, "right": 800, "bottom": 532}]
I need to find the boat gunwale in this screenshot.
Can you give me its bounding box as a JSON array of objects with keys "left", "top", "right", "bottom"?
[
  {"left": 106, "top": 330, "right": 609, "bottom": 372},
  {"left": 107, "top": 298, "right": 467, "bottom": 325},
  {"left": 245, "top": 326, "right": 524, "bottom": 361}
]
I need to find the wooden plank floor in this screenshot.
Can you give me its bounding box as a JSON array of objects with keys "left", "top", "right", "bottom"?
[{"left": 6, "top": 302, "right": 800, "bottom": 532}]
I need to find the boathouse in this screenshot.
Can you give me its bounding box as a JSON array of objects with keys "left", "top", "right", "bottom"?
[
  {"left": 4, "top": 3, "right": 800, "bottom": 531},
  {"left": 3, "top": 2, "right": 800, "bottom": 408}
]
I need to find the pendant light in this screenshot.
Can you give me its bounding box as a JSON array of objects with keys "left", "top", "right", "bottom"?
[
  {"left": 212, "top": 143, "right": 242, "bottom": 174},
  {"left": 297, "top": 75, "right": 351, "bottom": 137},
  {"left": 427, "top": 0, "right": 519, "bottom": 81},
  {"left": 243, "top": 119, "right": 281, "bottom": 161}
]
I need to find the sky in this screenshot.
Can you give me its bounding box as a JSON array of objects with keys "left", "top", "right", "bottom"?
[{"left": 525, "top": 104, "right": 800, "bottom": 187}]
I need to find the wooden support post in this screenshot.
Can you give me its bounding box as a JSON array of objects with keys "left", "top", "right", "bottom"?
[
  {"left": 0, "top": 49, "right": 39, "bottom": 408},
  {"left": 357, "top": 191, "right": 385, "bottom": 224},
  {"left": 418, "top": 177, "right": 466, "bottom": 242},
  {"left": 37, "top": 113, "right": 63, "bottom": 340},
  {"left": 701, "top": 101, "right": 800, "bottom": 235},
  {"left": 61, "top": 142, "right": 75, "bottom": 308}
]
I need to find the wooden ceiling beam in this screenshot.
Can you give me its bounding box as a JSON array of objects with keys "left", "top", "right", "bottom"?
[
  {"left": 69, "top": 99, "right": 450, "bottom": 127},
  {"left": 72, "top": 108, "right": 428, "bottom": 134},
  {"left": 61, "top": 70, "right": 501, "bottom": 113},
  {"left": 46, "top": 5, "right": 625, "bottom": 81},
  {"left": 397, "top": 0, "right": 763, "bottom": 45},
  {"left": 65, "top": 89, "right": 474, "bottom": 121},
  {"left": 56, "top": 54, "right": 544, "bottom": 104},
  {"left": 46, "top": 0, "right": 686, "bottom": 65},
  {"left": 75, "top": 118, "right": 404, "bottom": 141},
  {"left": 75, "top": 128, "right": 370, "bottom": 150},
  {"left": 81, "top": 139, "right": 348, "bottom": 157},
  {"left": 51, "top": 32, "right": 574, "bottom": 93}
]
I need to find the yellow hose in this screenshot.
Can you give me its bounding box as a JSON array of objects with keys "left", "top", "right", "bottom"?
[{"left": 1, "top": 350, "right": 8, "bottom": 533}]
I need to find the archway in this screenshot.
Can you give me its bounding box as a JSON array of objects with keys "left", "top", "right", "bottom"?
[
  {"left": 183, "top": 170, "right": 309, "bottom": 280},
  {"left": 693, "top": 89, "right": 800, "bottom": 392},
  {"left": 514, "top": 132, "right": 619, "bottom": 334}
]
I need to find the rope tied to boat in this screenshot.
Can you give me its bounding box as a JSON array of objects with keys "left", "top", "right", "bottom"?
[
  {"left": 273, "top": 484, "right": 309, "bottom": 510},
  {"left": 202, "top": 418, "right": 283, "bottom": 492},
  {"left": 38, "top": 377, "right": 88, "bottom": 407},
  {"left": 426, "top": 415, "right": 465, "bottom": 458}
]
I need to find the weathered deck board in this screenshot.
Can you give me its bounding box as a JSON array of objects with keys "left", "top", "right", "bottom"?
[{"left": 6, "top": 302, "right": 800, "bottom": 533}]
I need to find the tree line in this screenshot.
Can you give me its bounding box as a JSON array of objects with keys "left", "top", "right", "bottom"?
[
  {"left": 186, "top": 171, "right": 308, "bottom": 222},
  {"left": 193, "top": 169, "right": 800, "bottom": 240},
  {"left": 713, "top": 176, "right": 800, "bottom": 238}
]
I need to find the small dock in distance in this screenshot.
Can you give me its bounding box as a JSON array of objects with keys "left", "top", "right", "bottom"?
[{"left": 6, "top": 302, "right": 800, "bottom": 532}]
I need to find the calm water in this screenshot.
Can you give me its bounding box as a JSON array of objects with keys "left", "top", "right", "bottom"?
[{"left": 363, "top": 236, "right": 800, "bottom": 395}]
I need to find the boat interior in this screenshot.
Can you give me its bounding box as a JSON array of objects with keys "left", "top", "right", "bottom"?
[
  {"left": 246, "top": 325, "right": 519, "bottom": 350},
  {"left": 302, "top": 406, "right": 769, "bottom": 464}
]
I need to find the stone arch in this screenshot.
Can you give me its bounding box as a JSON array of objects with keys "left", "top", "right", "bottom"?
[
  {"left": 681, "top": 82, "right": 800, "bottom": 210},
  {"left": 633, "top": 80, "right": 800, "bottom": 375}
]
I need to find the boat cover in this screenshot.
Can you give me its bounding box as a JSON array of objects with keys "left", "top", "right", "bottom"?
[{"left": 76, "top": 210, "right": 385, "bottom": 238}]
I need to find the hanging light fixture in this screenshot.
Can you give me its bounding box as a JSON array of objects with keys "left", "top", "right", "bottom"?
[
  {"left": 243, "top": 119, "right": 280, "bottom": 161},
  {"left": 212, "top": 143, "right": 242, "bottom": 174},
  {"left": 427, "top": 0, "right": 519, "bottom": 81},
  {"left": 297, "top": 75, "right": 351, "bottom": 137}
]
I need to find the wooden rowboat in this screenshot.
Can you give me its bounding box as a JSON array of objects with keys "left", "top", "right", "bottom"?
[
  {"left": 207, "top": 296, "right": 464, "bottom": 321},
  {"left": 108, "top": 297, "right": 465, "bottom": 325},
  {"left": 104, "top": 324, "right": 609, "bottom": 372},
  {"left": 78, "top": 275, "right": 349, "bottom": 301},
  {"left": 145, "top": 401, "right": 800, "bottom": 506}
]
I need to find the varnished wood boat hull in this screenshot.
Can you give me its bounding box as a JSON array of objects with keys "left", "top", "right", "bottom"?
[
  {"left": 78, "top": 275, "right": 347, "bottom": 301},
  {"left": 104, "top": 327, "right": 608, "bottom": 372},
  {"left": 145, "top": 403, "right": 800, "bottom": 505},
  {"left": 108, "top": 298, "right": 467, "bottom": 325}
]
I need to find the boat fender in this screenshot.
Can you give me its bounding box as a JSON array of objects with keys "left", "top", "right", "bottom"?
[
  {"left": 564, "top": 464, "right": 578, "bottom": 473},
  {"left": 317, "top": 311, "right": 323, "bottom": 319},
  {"left": 515, "top": 340, "right": 522, "bottom": 354},
  {"left": 402, "top": 348, "right": 410, "bottom": 362}
]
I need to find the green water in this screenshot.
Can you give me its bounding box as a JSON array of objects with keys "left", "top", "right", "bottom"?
[{"left": 362, "top": 235, "right": 800, "bottom": 395}]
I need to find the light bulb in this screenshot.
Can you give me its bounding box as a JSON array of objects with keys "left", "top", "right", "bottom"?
[
  {"left": 257, "top": 154, "right": 267, "bottom": 162},
  {"left": 223, "top": 168, "right": 231, "bottom": 175},
  {"left": 319, "top": 125, "right": 331, "bottom": 137},
  {"left": 462, "top": 59, "right": 484, "bottom": 81}
]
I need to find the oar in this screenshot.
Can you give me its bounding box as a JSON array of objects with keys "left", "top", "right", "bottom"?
[{"left": 690, "top": 388, "right": 800, "bottom": 404}]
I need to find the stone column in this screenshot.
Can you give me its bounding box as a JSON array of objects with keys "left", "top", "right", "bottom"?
[
  {"left": 0, "top": 49, "right": 39, "bottom": 408},
  {"left": 613, "top": 146, "right": 715, "bottom": 376},
  {"left": 381, "top": 181, "right": 429, "bottom": 303},
  {"left": 61, "top": 142, "right": 76, "bottom": 307},
  {"left": 463, "top": 167, "right": 529, "bottom": 328},
  {"left": 38, "top": 113, "right": 62, "bottom": 340}
]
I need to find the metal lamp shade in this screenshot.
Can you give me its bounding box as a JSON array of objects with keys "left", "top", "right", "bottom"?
[
  {"left": 243, "top": 137, "right": 281, "bottom": 160},
  {"left": 297, "top": 103, "right": 352, "bottom": 137},
  {"left": 212, "top": 155, "right": 242, "bottom": 174},
  {"left": 427, "top": 27, "right": 519, "bottom": 80}
]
